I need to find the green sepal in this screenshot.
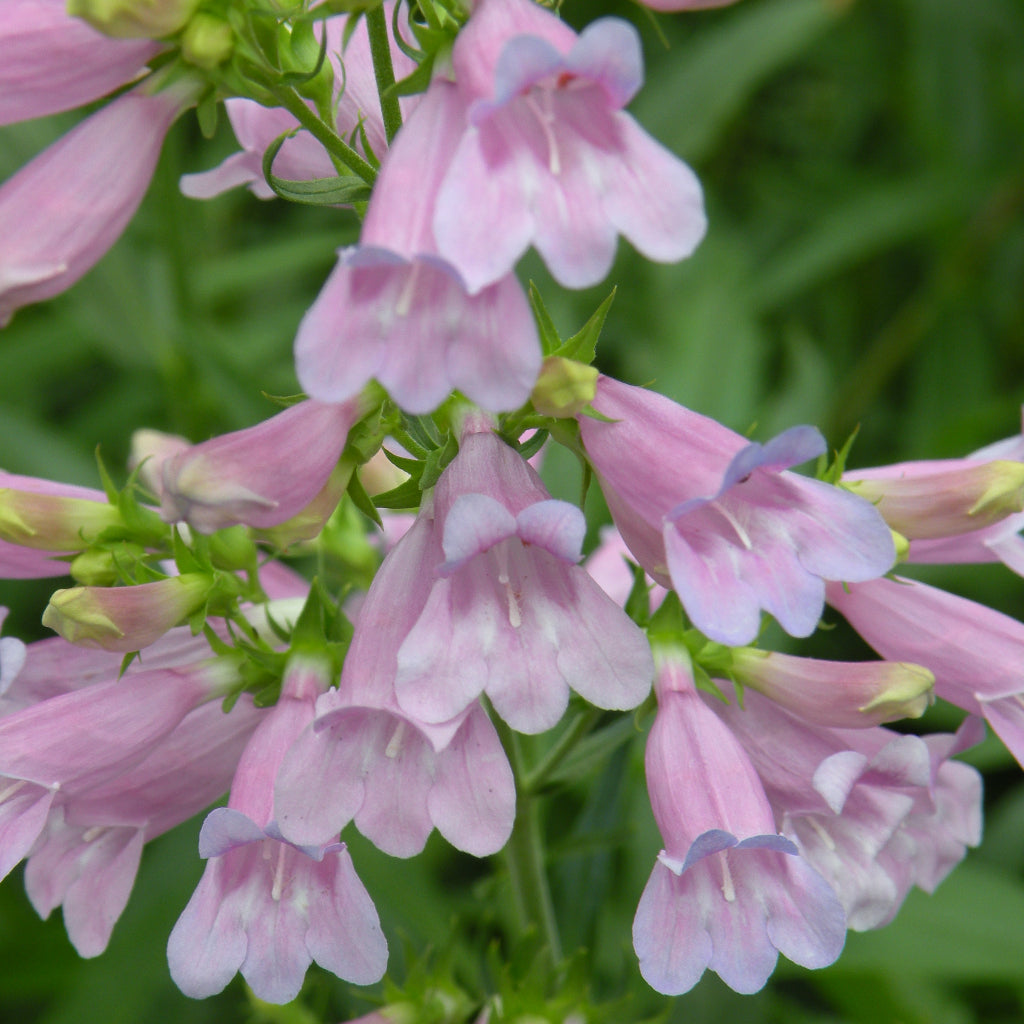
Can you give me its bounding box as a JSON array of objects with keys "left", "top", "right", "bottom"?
[
  {"left": 819, "top": 424, "right": 860, "bottom": 484},
  {"left": 118, "top": 651, "right": 140, "bottom": 679},
  {"left": 553, "top": 286, "right": 616, "bottom": 364},
  {"left": 515, "top": 428, "right": 549, "bottom": 461},
  {"left": 623, "top": 559, "right": 652, "bottom": 628},
  {"left": 382, "top": 449, "right": 423, "bottom": 476},
  {"left": 261, "top": 134, "right": 372, "bottom": 204},
  {"left": 195, "top": 90, "right": 219, "bottom": 138},
  {"left": 345, "top": 469, "right": 383, "bottom": 527},
  {"left": 419, "top": 431, "right": 459, "bottom": 490},
  {"left": 93, "top": 447, "right": 120, "bottom": 505},
  {"left": 528, "top": 282, "right": 562, "bottom": 356},
  {"left": 577, "top": 403, "right": 616, "bottom": 424},
  {"left": 373, "top": 476, "right": 424, "bottom": 511}
]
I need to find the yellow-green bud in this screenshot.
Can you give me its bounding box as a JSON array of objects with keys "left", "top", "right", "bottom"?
[
  {"left": 42, "top": 574, "right": 213, "bottom": 652},
  {"left": 66, "top": 0, "right": 200, "bottom": 39},
  {"left": 70, "top": 543, "right": 146, "bottom": 586},
  {"left": 0, "top": 489, "right": 121, "bottom": 552},
  {"left": 181, "top": 13, "right": 234, "bottom": 70},
  {"left": 531, "top": 356, "right": 599, "bottom": 418}
]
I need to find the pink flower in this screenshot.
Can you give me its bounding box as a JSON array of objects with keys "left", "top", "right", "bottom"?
[
  {"left": 0, "top": 0, "right": 159, "bottom": 127},
  {"left": 158, "top": 398, "right": 362, "bottom": 534},
  {"left": 827, "top": 575, "right": 1024, "bottom": 769},
  {"left": 181, "top": 8, "right": 418, "bottom": 201},
  {"left": 24, "top": 694, "right": 264, "bottom": 957},
  {"left": 433, "top": 0, "right": 706, "bottom": 292},
  {"left": 711, "top": 685, "right": 982, "bottom": 930},
  {"left": 0, "top": 77, "right": 198, "bottom": 326},
  {"left": 0, "top": 471, "right": 110, "bottom": 578},
  {"left": 632, "top": 649, "right": 845, "bottom": 995},
  {"left": 275, "top": 511, "right": 515, "bottom": 858},
  {"left": 580, "top": 376, "right": 895, "bottom": 645},
  {"left": 168, "top": 658, "right": 387, "bottom": 1003},
  {"left": 394, "top": 426, "right": 654, "bottom": 733},
  {"left": 295, "top": 81, "right": 541, "bottom": 414}
]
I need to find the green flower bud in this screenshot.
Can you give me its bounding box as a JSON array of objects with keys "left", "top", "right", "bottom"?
[
  {"left": 0, "top": 489, "right": 121, "bottom": 551},
  {"left": 531, "top": 356, "right": 599, "bottom": 418},
  {"left": 70, "top": 543, "right": 146, "bottom": 586},
  {"left": 67, "top": 0, "right": 200, "bottom": 38},
  {"left": 181, "top": 12, "right": 234, "bottom": 70}
]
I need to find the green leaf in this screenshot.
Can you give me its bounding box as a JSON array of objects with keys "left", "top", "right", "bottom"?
[
  {"left": 553, "top": 287, "right": 616, "bottom": 364},
  {"left": 345, "top": 467, "right": 383, "bottom": 527},
  {"left": 529, "top": 282, "right": 563, "bottom": 356}
]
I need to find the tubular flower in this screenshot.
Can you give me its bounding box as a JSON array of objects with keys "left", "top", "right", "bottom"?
[
  {"left": 633, "top": 648, "right": 846, "bottom": 995},
  {"left": 827, "top": 575, "right": 1024, "bottom": 769},
  {"left": 709, "top": 683, "right": 982, "bottom": 931},
  {"left": 433, "top": 0, "right": 706, "bottom": 292},
  {"left": 158, "top": 398, "right": 363, "bottom": 535},
  {"left": 295, "top": 80, "right": 542, "bottom": 415},
  {"left": 579, "top": 376, "right": 895, "bottom": 645},
  {"left": 0, "top": 76, "right": 198, "bottom": 326},
  {"left": 275, "top": 510, "right": 515, "bottom": 859},
  {"left": 394, "top": 424, "right": 654, "bottom": 734},
  {"left": 168, "top": 658, "right": 387, "bottom": 1004}
]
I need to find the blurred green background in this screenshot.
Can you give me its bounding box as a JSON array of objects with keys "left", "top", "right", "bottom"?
[{"left": 1, "top": 0, "right": 1023, "bottom": 1020}]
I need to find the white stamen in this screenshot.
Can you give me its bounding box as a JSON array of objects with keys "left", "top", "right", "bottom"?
[
  {"left": 395, "top": 262, "right": 421, "bottom": 318},
  {"left": 0, "top": 780, "right": 26, "bottom": 804},
  {"left": 710, "top": 501, "right": 754, "bottom": 550},
  {"left": 720, "top": 854, "right": 737, "bottom": 902},
  {"left": 808, "top": 817, "right": 837, "bottom": 852},
  {"left": 82, "top": 826, "right": 105, "bottom": 843},
  {"left": 385, "top": 720, "right": 407, "bottom": 759},
  {"left": 271, "top": 843, "right": 287, "bottom": 902},
  {"left": 525, "top": 91, "right": 561, "bottom": 176}
]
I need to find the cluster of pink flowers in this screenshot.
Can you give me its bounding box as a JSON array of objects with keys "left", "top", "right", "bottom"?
[{"left": 0, "top": 0, "right": 1019, "bottom": 1016}]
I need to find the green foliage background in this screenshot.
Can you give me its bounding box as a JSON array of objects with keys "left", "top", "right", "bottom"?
[{"left": 1, "top": 0, "right": 1023, "bottom": 1020}]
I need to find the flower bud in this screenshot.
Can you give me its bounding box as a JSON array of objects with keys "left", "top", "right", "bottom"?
[
  {"left": 129, "top": 428, "right": 190, "bottom": 497},
  {"left": 844, "top": 460, "right": 1024, "bottom": 540},
  {"left": 0, "top": 489, "right": 121, "bottom": 552},
  {"left": 181, "top": 13, "right": 234, "bottom": 70},
  {"left": 42, "top": 573, "right": 214, "bottom": 652},
  {"left": 66, "top": 0, "right": 200, "bottom": 39},
  {"left": 70, "top": 543, "right": 146, "bottom": 586},
  {"left": 728, "top": 647, "right": 934, "bottom": 728},
  {"left": 531, "top": 356, "right": 599, "bottom": 418}
]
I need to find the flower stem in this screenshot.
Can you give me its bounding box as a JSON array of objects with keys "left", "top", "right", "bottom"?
[
  {"left": 365, "top": 3, "right": 403, "bottom": 144},
  {"left": 497, "top": 719, "right": 562, "bottom": 965},
  {"left": 268, "top": 86, "right": 378, "bottom": 186}
]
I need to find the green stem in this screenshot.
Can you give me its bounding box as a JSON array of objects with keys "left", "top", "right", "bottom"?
[
  {"left": 269, "top": 86, "right": 378, "bottom": 186},
  {"left": 365, "top": 3, "right": 403, "bottom": 144},
  {"left": 497, "top": 719, "right": 562, "bottom": 964},
  {"left": 523, "top": 707, "right": 601, "bottom": 795}
]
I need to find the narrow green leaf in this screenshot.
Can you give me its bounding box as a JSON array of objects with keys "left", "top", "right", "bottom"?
[
  {"left": 529, "top": 282, "right": 563, "bottom": 356},
  {"left": 554, "top": 287, "right": 616, "bottom": 364}
]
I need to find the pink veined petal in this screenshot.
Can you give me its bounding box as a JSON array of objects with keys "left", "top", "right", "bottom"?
[
  {"left": 25, "top": 820, "right": 144, "bottom": 957},
  {"left": 0, "top": 781, "right": 56, "bottom": 880},
  {"left": 428, "top": 703, "right": 515, "bottom": 856},
  {"left": 515, "top": 500, "right": 586, "bottom": 563},
  {"left": 0, "top": 83, "right": 192, "bottom": 326},
  {"left": 442, "top": 493, "right": 518, "bottom": 571},
  {"left": 0, "top": 1, "right": 159, "bottom": 126}
]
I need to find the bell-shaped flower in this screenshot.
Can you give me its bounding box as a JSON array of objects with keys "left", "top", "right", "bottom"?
[
  {"left": 1, "top": 0, "right": 160, "bottom": 126},
  {"left": 632, "top": 648, "right": 846, "bottom": 996},
  {"left": 24, "top": 693, "right": 264, "bottom": 957},
  {"left": 709, "top": 683, "right": 982, "bottom": 931},
  {"left": 828, "top": 575, "right": 1024, "bottom": 769},
  {"left": 158, "top": 398, "right": 362, "bottom": 534},
  {"left": 394, "top": 427, "right": 654, "bottom": 733},
  {"left": 168, "top": 657, "right": 387, "bottom": 1004},
  {"left": 0, "top": 77, "right": 198, "bottom": 326},
  {"left": 295, "top": 81, "right": 541, "bottom": 415},
  {"left": 0, "top": 645, "right": 236, "bottom": 883},
  {"left": 579, "top": 376, "right": 895, "bottom": 646},
  {"left": 433, "top": 0, "right": 706, "bottom": 292},
  {"left": 275, "top": 510, "right": 515, "bottom": 858}
]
